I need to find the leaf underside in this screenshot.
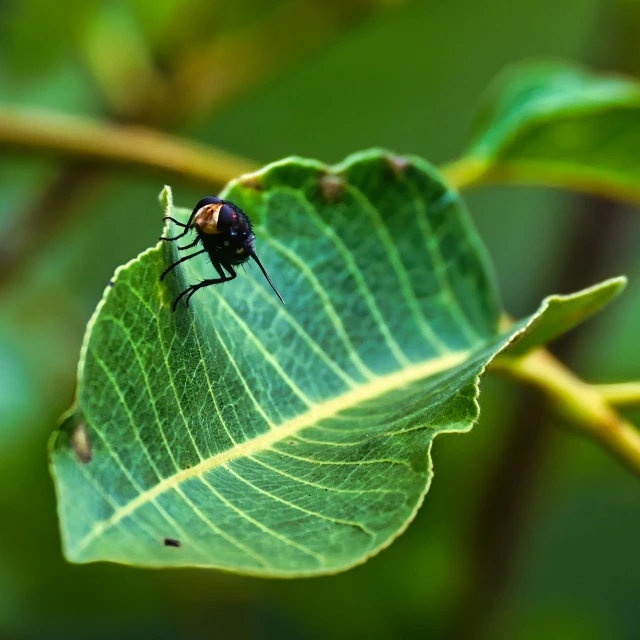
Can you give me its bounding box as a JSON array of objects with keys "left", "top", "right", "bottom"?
[
  {"left": 50, "top": 149, "right": 622, "bottom": 576},
  {"left": 468, "top": 61, "right": 640, "bottom": 202}
]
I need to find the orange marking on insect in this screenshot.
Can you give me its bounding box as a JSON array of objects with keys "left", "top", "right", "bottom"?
[{"left": 194, "top": 203, "right": 224, "bottom": 235}]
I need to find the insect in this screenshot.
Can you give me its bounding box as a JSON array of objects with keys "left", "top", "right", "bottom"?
[{"left": 160, "top": 196, "right": 285, "bottom": 311}]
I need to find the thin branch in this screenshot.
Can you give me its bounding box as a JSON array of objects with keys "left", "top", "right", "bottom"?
[
  {"left": 596, "top": 382, "right": 640, "bottom": 406},
  {"left": 442, "top": 156, "right": 640, "bottom": 204},
  {"left": 441, "top": 156, "right": 489, "bottom": 192},
  {"left": 492, "top": 349, "right": 640, "bottom": 476},
  {"left": 0, "top": 107, "right": 257, "bottom": 189}
]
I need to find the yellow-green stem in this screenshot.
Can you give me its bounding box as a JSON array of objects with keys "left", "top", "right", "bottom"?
[
  {"left": 441, "top": 157, "right": 490, "bottom": 191},
  {"left": 442, "top": 156, "right": 640, "bottom": 205},
  {"left": 493, "top": 349, "right": 640, "bottom": 476},
  {"left": 0, "top": 107, "right": 257, "bottom": 188},
  {"left": 595, "top": 382, "right": 640, "bottom": 406}
]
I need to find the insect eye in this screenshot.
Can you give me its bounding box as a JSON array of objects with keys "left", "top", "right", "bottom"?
[{"left": 216, "top": 204, "right": 236, "bottom": 232}]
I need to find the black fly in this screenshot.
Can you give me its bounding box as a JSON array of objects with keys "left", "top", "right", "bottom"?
[{"left": 160, "top": 196, "right": 284, "bottom": 311}]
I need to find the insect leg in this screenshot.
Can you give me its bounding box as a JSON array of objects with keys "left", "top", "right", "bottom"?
[
  {"left": 172, "top": 266, "right": 237, "bottom": 311},
  {"left": 185, "top": 273, "right": 237, "bottom": 308},
  {"left": 160, "top": 249, "right": 206, "bottom": 280},
  {"left": 177, "top": 238, "right": 201, "bottom": 250},
  {"left": 162, "top": 216, "right": 189, "bottom": 227},
  {"left": 211, "top": 261, "right": 226, "bottom": 279},
  {"left": 221, "top": 261, "right": 237, "bottom": 277},
  {"left": 160, "top": 204, "right": 200, "bottom": 240},
  {"left": 160, "top": 217, "right": 192, "bottom": 241}
]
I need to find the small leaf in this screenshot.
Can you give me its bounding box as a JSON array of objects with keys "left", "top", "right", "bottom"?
[
  {"left": 50, "top": 150, "right": 623, "bottom": 576},
  {"left": 462, "top": 61, "right": 640, "bottom": 202},
  {"left": 505, "top": 277, "right": 627, "bottom": 357}
]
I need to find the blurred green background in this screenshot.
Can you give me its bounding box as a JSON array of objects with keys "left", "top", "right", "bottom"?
[{"left": 1, "top": 0, "right": 639, "bottom": 638}]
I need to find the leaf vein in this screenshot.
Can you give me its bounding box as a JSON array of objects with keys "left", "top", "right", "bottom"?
[
  {"left": 347, "top": 184, "right": 450, "bottom": 354},
  {"left": 227, "top": 461, "right": 377, "bottom": 539},
  {"left": 199, "top": 475, "right": 326, "bottom": 566}
]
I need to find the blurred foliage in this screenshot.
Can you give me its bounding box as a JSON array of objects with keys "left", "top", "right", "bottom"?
[
  {"left": 457, "top": 60, "right": 640, "bottom": 202},
  {"left": 0, "top": 0, "right": 639, "bottom": 638}
]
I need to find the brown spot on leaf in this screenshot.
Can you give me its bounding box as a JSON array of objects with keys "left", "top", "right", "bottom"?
[
  {"left": 320, "top": 174, "right": 345, "bottom": 203},
  {"left": 164, "top": 538, "right": 181, "bottom": 548},
  {"left": 240, "top": 175, "right": 263, "bottom": 191},
  {"left": 71, "top": 422, "right": 92, "bottom": 464},
  {"left": 385, "top": 154, "right": 410, "bottom": 176}
]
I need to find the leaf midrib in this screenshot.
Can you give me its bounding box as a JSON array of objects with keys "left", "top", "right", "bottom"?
[{"left": 74, "top": 349, "right": 471, "bottom": 555}]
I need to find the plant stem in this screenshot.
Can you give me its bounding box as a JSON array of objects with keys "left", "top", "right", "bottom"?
[
  {"left": 441, "top": 156, "right": 490, "bottom": 191},
  {"left": 442, "top": 156, "right": 640, "bottom": 204},
  {"left": 0, "top": 107, "right": 257, "bottom": 188},
  {"left": 595, "top": 382, "right": 640, "bottom": 406},
  {"left": 493, "top": 349, "right": 640, "bottom": 476}
]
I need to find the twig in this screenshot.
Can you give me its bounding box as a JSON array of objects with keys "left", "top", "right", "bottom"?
[
  {"left": 440, "top": 156, "right": 489, "bottom": 191},
  {"left": 594, "top": 382, "right": 640, "bottom": 406},
  {"left": 442, "top": 156, "right": 640, "bottom": 204},
  {"left": 493, "top": 349, "right": 640, "bottom": 476},
  {"left": 0, "top": 107, "right": 257, "bottom": 188}
]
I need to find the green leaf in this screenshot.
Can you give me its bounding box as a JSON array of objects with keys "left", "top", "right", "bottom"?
[
  {"left": 456, "top": 61, "right": 640, "bottom": 202},
  {"left": 49, "top": 150, "right": 622, "bottom": 576},
  {"left": 505, "top": 276, "right": 627, "bottom": 358}
]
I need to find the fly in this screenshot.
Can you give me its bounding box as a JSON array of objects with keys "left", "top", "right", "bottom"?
[{"left": 160, "top": 196, "right": 284, "bottom": 311}]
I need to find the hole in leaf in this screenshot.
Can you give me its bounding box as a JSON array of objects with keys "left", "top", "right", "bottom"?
[{"left": 163, "top": 538, "right": 181, "bottom": 548}]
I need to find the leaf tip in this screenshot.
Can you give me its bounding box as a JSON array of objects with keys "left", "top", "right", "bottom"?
[
  {"left": 159, "top": 185, "right": 173, "bottom": 214},
  {"left": 609, "top": 274, "right": 628, "bottom": 291}
]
